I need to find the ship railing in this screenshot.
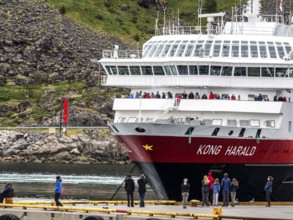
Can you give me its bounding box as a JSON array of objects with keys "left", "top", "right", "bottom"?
[
  {"left": 100, "top": 75, "right": 107, "bottom": 85},
  {"left": 102, "top": 50, "right": 142, "bottom": 59},
  {"left": 159, "top": 25, "right": 224, "bottom": 35}
]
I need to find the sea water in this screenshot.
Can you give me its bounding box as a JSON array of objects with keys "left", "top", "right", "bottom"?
[{"left": 0, "top": 163, "right": 157, "bottom": 200}]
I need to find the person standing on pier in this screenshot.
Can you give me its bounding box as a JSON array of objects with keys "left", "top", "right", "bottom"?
[
  {"left": 230, "top": 178, "right": 239, "bottom": 207},
  {"left": 181, "top": 178, "right": 190, "bottom": 209},
  {"left": 264, "top": 176, "right": 273, "bottom": 207},
  {"left": 207, "top": 171, "right": 214, "bottom": 205},
  {"left": 0, "top": 182, "right": 14, "bottom": 203},
  {"left": 201, "top": 175, "right": 210, "bottom": 207},
  {"left": 54, "top": 176, "right": 63, "bottom": 207},
  {"left": 221, "top": 173, "right": 231, "bottom": 207},
  {"left": 125, "top": 174, "right": 135, "bottom": 207},
  {"left": 212, "top": 178, "right": 221, "bottom": 207},
  {"left": 137, "top": 174, "right": 148, "bottom": 207}
]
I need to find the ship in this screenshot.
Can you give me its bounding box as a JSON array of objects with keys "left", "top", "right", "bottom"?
[{"left": 98, "top": 0, "right": 293, "bottom": 201}]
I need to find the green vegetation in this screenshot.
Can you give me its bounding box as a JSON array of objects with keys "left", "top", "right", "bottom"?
[{"left": 47, "top": 0, "right": 242, "bottom": 44}]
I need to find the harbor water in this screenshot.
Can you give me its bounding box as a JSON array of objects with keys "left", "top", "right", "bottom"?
[{"left": 0, "top": 162, "right": 158, "bottom": 200}]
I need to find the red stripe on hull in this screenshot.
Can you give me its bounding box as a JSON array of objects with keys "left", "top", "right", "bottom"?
[{"left": 115, "top": 135, "right": 293, "bottom": 163}]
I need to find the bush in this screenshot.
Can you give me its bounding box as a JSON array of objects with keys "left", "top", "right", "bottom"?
[
  {"left": 59, "top": 5, "right": 66, "bottom": 15},
  {"left": 95, "top": 14, "right": 104, "bottom": 20},
  {"left": 133, "top": 34, "right": 140, "bottom": 42}
]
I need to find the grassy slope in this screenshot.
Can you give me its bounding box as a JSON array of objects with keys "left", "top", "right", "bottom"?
[{"left": 47, "top": 0, "right": 241, "bottom": 44}]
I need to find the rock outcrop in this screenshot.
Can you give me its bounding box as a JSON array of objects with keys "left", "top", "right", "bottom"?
[{"left": 0, "top": 130, "right": 130, "bottom": 164}]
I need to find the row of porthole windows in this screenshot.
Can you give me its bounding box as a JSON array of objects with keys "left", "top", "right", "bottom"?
[{"left": 105, "top": 65, "right": 293, "bottom": 77}]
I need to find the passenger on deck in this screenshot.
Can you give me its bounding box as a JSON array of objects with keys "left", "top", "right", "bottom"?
[
  {"left": 209, "top": 92, "right": 215, "bottom": 99},
  {"left": 202, "top": 93, "right": 207, "bottom": 99},
  {"left": 128, "top": 94, "right": 134, "bottom": 98},
  {"left": 156, "top": 91, "right": 161, "bottom": 98},
  {"left": 278, "top": 96, "right": 283, "bottom": 101},
  {"left": 274, "top": 95, "right": 278, "bottom": 101},
  {"left": 226, "top": 95, "right": 230, "bottom": 100},
  {"left": 162, "top": 92, "right": 166, "bottom": 99},
  {"left": 238, "top": 95, "right": 241, "bottom": 100},
  {"left": 151, "top": 92, "right": 155, "bottom": 98},
  {"left": 167, "top": 91, "right": 173, "bottom": 99},
  {"left": 257, "top": 94, "right": 263, "bottom": 101},
  {"left": 283, "top": 97, "right": 287, "bottom": 102},
  {"left": 188, "top": 91, "right": 194, "bottom": 99},
  {"left": 215, "top": 94, "right": 220, "bottom": 99},
  {"left": 134, "top": 92, "right": 140, "bottom": 98},
  {"left": 145, "top": 93, "right": 150, "bottom": 98},
  {"left": 231, "top": 94, "right": 236, "bottom": 100},
  {"left": 182, "top": 91, "right": 188, "bottom": 99},
  {"left": 195, "top": 92, "right": 200, "bottom": 99}
]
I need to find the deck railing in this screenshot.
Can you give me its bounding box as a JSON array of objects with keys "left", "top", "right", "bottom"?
[{"left": 102, "top": 50, "right": 142, "bottom": 59}]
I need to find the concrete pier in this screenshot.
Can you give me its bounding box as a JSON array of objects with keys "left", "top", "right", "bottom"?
[{"left": 0, "top": 201, "right": 292, "bottom": 220}]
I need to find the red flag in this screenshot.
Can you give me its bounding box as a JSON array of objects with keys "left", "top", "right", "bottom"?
[{"left": 63, "top": 98, "right": 68, "bottom": 124}]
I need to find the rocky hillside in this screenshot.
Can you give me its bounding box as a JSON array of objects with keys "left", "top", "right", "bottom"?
[{"left": 0, "top": 129, "right": 130, "bottom": 164}]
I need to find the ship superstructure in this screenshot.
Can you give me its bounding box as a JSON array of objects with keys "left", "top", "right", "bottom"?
[{"left": 99, "top": 0, "right": 293, "bottom": 201}]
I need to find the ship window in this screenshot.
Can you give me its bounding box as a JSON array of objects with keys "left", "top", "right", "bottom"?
[
  {"left": 106, "top": 66, "right": 118, "bottom": 75},
  {"left": 210, "top": 66, "right": 222, "bottom": 75},
  {"left": 221, "top": 66, "right": 233, "bottom": 76},
  {"left": 268, "top": 45, "right": 277, "bottom": 58},
  {"left": 129, "top": 66, "right": 141, "bottom": 75},
  {"left": 203, "top": 119, "right": 212, "bottom": 125},
  {"left": 234, "top": 67, "right": 247, "bottom": 76},
  {"left": 161, "top": 44, "right": 172, "bottom": 57},
  {"left": 118, "top": 66, "right": 129, "bottom": 75},
  {"left": 194, "top": 41, "right": 204, "bottom": 56},
  {"left": 276, "top": 67, "right": 288, "bottom": 77},
  {"left": 248, "top": 94, "right": 256, "bottom": 101},
  {"left": 204, "top": 40, "right": 213, "bottom": 56},
  {"left": 238, "top": 128, "right": 246, "bottom": 137},
  {"left": 265, "top": 120, "right": 275, "bottom": 128},
  {"left": 240, "top": 120, "right": 249, "bottom": 126},
  {"left": 228, "top": 130, "right": 233, "bottom": 136},
  {"left": 177, "top": 65, "right": 188, "bottom": 75},
  {"left": 212, "top": 127, "right": 220, "bottom": 136},
  {"left": 117, "top": 117, "right": 126, "bottom": 122},
  {"left": 232, "top": 42, "right": 239, "bottom": 57},
  {"left": 212, "top": 119, "right": 222, "bottom": 126},
  {"left": 261, "top": 67, "right": 274, "bottom": 77},
  {"left": 250, "top": 42, "right": 258, "bottom": 57},
  {"left": 241, "top": 41, "right": 249, "bottom": 57},
  {"left": 128, "top": 117, "right": 138, "bottom": 123},
  {"left": 141, "top": 66, "right": 153, "bottom": 75},
  {"left": 185, "top": 127, "right": 194, "bottom": 135},
  {"left": 143, "top": 43, "right": 154, "bottom": 57},
  {"left": 250, "top": 119, "right": 260, "bottom": 127},
  {"left": 213, "top": 44, "right": 221, "bottom": 57},
  {"left": 227, "top": 120, "right": 237, "bottom": 126},
  {"left": 142, "top": 44, "right": 150, "bottom": 57},
  {"left": 248, "top": 67, "right": 260, "bottom": 77},
  {"left": 289, "top": 121, "right": 292, "bottom": 132},
  {"left": 288, "top": 68, "right": 293, "bottom": 77},
  {"left": 148, "top": 44, "right": 159, "bottom": 57},
  {"left": 284, "top": 44, "right": 292, "bottom": 54},
  {"left": 277, "top": 45, "right": 285, "bottom": 59},
  {"left": 177, "top": 44, "right": 187, "bottom": 57},
  {"left": 184, "top": 44, "right": 195, "bottom": 57},
  {"left": 164, "top": 66, "right": 172, "bottom": 75},
  {"left": 170, "top": 65, "right": 178, "bottom": 75},
  {"left": 153, "top": 43, "right": 165, "bottom": 57},
  {"left": 153, "top": 66, "right": 165, "bottom": 75},
  {"left": 199, "top": 65, "right": 209, "bottom": 75},
  {"left": 135, "top": 127, "right": 145, "bottom": 133},
  {"left": 189, "top": 65, "right": 198, "bottom": 75},
  {"left": 256, "top": 129, "right": 262, "bottom": 138},
  {"left": 259, "top": 45, "right": 267, "bottom": 58},
  {"left": 169, "top": 44, "right": 179, "bottom": 57},
  {"left": 222, "top": 41, "right": 231, "bottom": 57}
]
